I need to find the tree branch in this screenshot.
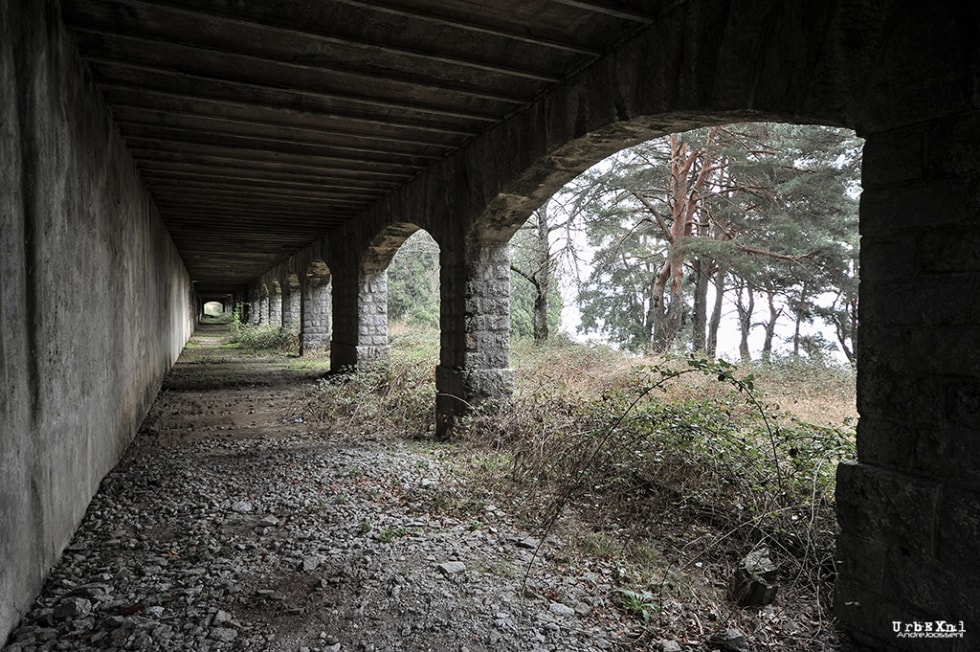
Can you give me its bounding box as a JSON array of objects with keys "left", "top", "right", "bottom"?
[
  {"left": 733, "top": 244, "right": 819, "bottom": 262},
  {"left": 510, "top": 265, "right": 541, "bottom": 291},
  {"left": 631, "top": 192, "right": 673, "bottom": 242}
]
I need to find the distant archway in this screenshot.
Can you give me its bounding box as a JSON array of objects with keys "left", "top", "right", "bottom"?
[{"left": 203, "top": 301, "right": 223, "bottom": 317}]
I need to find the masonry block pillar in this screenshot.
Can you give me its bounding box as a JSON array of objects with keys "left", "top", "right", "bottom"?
[
  {"left": 835, "top": 113, "right": 980, "bottom": 651},
  {"left": 283, "top": 277, "right": 301, "bottom": 329},
  {"left": 261, "top": 294, "right": 272, "bottom": 325},
  {"left": 268, "top": 284, "right": 282, "bottom": 328},
  {"left": 250, "top": 293, "right": 261, "bottom": 325},
  {"left": 330, "top": 264, "right": 389, "bottom": 369},
  {"left": 436, "top": 239, "right": 514, "bottom": 436},
  {"left": 301, "top": 277, "right": 331, "bottom": 354}
]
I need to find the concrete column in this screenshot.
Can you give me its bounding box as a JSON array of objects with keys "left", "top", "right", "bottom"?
[
  {"left": 436, "top": 239, "right": 513, "bottom": 435},
  {"left": 835, "top": 113, "right": 980, "bottom": 650},
  {"left": 301, "top": 277, "right": 331, "bottom": 354},
  {"left": 330, "top": 266, "right": 389, "bottom": 369}
]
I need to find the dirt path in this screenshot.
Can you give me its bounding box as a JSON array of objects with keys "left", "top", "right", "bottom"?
[{"left": 3, "top": 325, "right": 638, "bottom": 652}]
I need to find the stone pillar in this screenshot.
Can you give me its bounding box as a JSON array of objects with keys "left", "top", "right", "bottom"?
[
  {"left": 283, "top": 277, "right": 301, "bottom": 329},
  {"left": 835, "top": 113, "right": 980, "bottom": 651},
  {"left": 436, "top": 239, "right": 514, "bottom": 435},
  {"left": 268, "top": 285, "right": 282, "bottom": 328},
  {"left": 330, "top": 265, "right": 389, "bottom": 369},
  {"left": 301, "top": 277, "right": 331, "bottom": 354},
  {"left": 259, "top": 295, "right": 270, "bottom": 325},
  {"left": 250, "top": 294, "right": 261, "bottom": 325},
  {"left": 235, "top": 291, "right": 249, "bottom": 324}
]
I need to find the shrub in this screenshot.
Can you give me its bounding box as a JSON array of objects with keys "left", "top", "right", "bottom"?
[
  {"left": 230, "top": 317, "right": 300, "bottom": 354},
  {"left": 454, "top": 353, "right": 855, "bottom": 621}
]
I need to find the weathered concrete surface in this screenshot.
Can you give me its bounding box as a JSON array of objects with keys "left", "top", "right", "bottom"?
[{"left": 0, "top": 0, "right": 194, "bottom": 640}]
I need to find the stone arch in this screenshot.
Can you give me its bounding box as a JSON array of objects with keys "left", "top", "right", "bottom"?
[
  {"left": 442, "top": 89, "right": 977, "bottom": 652},
  {"left": 332, "top": 222, "right": 429, "bottom": 368},
  {"left": 385, "top": 228, "right": 441, "bottom": 331},
  {"left": 307, "top": 259, "right": 331, "bottom": 282},
  {"left": 362, "top": 222, "right": 422, "bottom": 273},
  {"left": 468, "top": 113, "right": 806, "bottom": 243}
]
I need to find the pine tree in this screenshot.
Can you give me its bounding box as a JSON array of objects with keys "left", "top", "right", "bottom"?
[{"left": 571, "top": 123, "right": 861, "bottom": 359}]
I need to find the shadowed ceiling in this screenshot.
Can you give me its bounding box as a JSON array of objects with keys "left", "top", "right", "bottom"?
[{"left": 60, "top": 0, "right": 666, "bottom": 294}]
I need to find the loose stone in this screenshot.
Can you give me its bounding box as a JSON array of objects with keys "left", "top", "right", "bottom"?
[{"left": 436, "top": 561, "right": 466, "bottom": 576}]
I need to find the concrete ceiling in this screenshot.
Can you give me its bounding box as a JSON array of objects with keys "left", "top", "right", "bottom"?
[{"left": 60, "top": 0, "right": 664, "bottom": 293}]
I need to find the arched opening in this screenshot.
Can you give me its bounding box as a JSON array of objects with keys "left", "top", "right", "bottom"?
[
  {"left": 350, "top": 224, "right": 442, "bottom": 364},
  {"left": 314, "top": 225, "right": 441, "bottom": 436},
  {"left": 542, "top": 122, "right": 862, "bottom": 365},
  {"left": 471, "top": 120, "right": 863, "bottom": 646},
  {"left": 386, "top": 229, "right": 441, "bottom": 349},
  {"left": 202, "top": 300, "right": 224, "bottom": 317}
]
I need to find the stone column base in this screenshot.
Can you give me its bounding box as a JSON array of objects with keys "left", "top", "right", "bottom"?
[
  {"left": 835, "top": 461, "right": 979, "bottom": 651},
  {"left": 435, "top": 365, "right": 514, "bottom": 436}
]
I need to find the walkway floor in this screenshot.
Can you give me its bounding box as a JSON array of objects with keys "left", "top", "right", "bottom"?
[{"left": 3, "top": 324, "right": 634, "bottom": 652}]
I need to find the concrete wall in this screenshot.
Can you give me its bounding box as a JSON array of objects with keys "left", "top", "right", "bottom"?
[{"left": 0, "top": 0, "right": 194, "bottom": 639}]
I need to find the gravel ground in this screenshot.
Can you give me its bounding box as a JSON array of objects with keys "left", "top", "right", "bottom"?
[{"left": 2, "top": 328, "right": 645, "bottom": 652}]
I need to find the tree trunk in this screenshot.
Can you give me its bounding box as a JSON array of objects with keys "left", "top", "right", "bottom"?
[
  {"left": 643, "top": 130, "right": 720, "bottom": 354},
  {"left": 792, "top": 311, "right": 802, "bottom": 357},
  {"left": 664, "top": 249, "right": 685, "bottom": 351},
  {"left": 707, "top": 264, "right": 725, "bottom": 358},
  {"left": 531, "top": 204, "right": 551, "bottom": 344},
  {"left": 761, "top": 287, "right": 782, "bottom": 362},
  {"left": 691, "top": 257, "right": 710, "bottom": 353},
  {"left": 833, "top": 295, "right": 858, "bottom": 363},
  {"left": 736, "top": 281, "right": 754, "bottom": 363},
  {"left": 649, "top": 258, "right": 670, "bottom": 353}
]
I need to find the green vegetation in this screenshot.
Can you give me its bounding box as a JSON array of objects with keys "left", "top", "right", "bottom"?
[
  {"left": 616, "top": 588, "right": 660, "bottom": 623},
  {"left": 302, "top": 324, "right": 439, "bottom": 437},
  {"left": 200, "top": 312, "right": 235, "bottom": 325},
  {"left": 378, "top": 525, "right": 409, "bottom": 543},
  {"left": 228, "top": 312, "right": 300, "bottom": 354},
  {"left": 387, "top": 230, "right": 440, "bottom": 329}
]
